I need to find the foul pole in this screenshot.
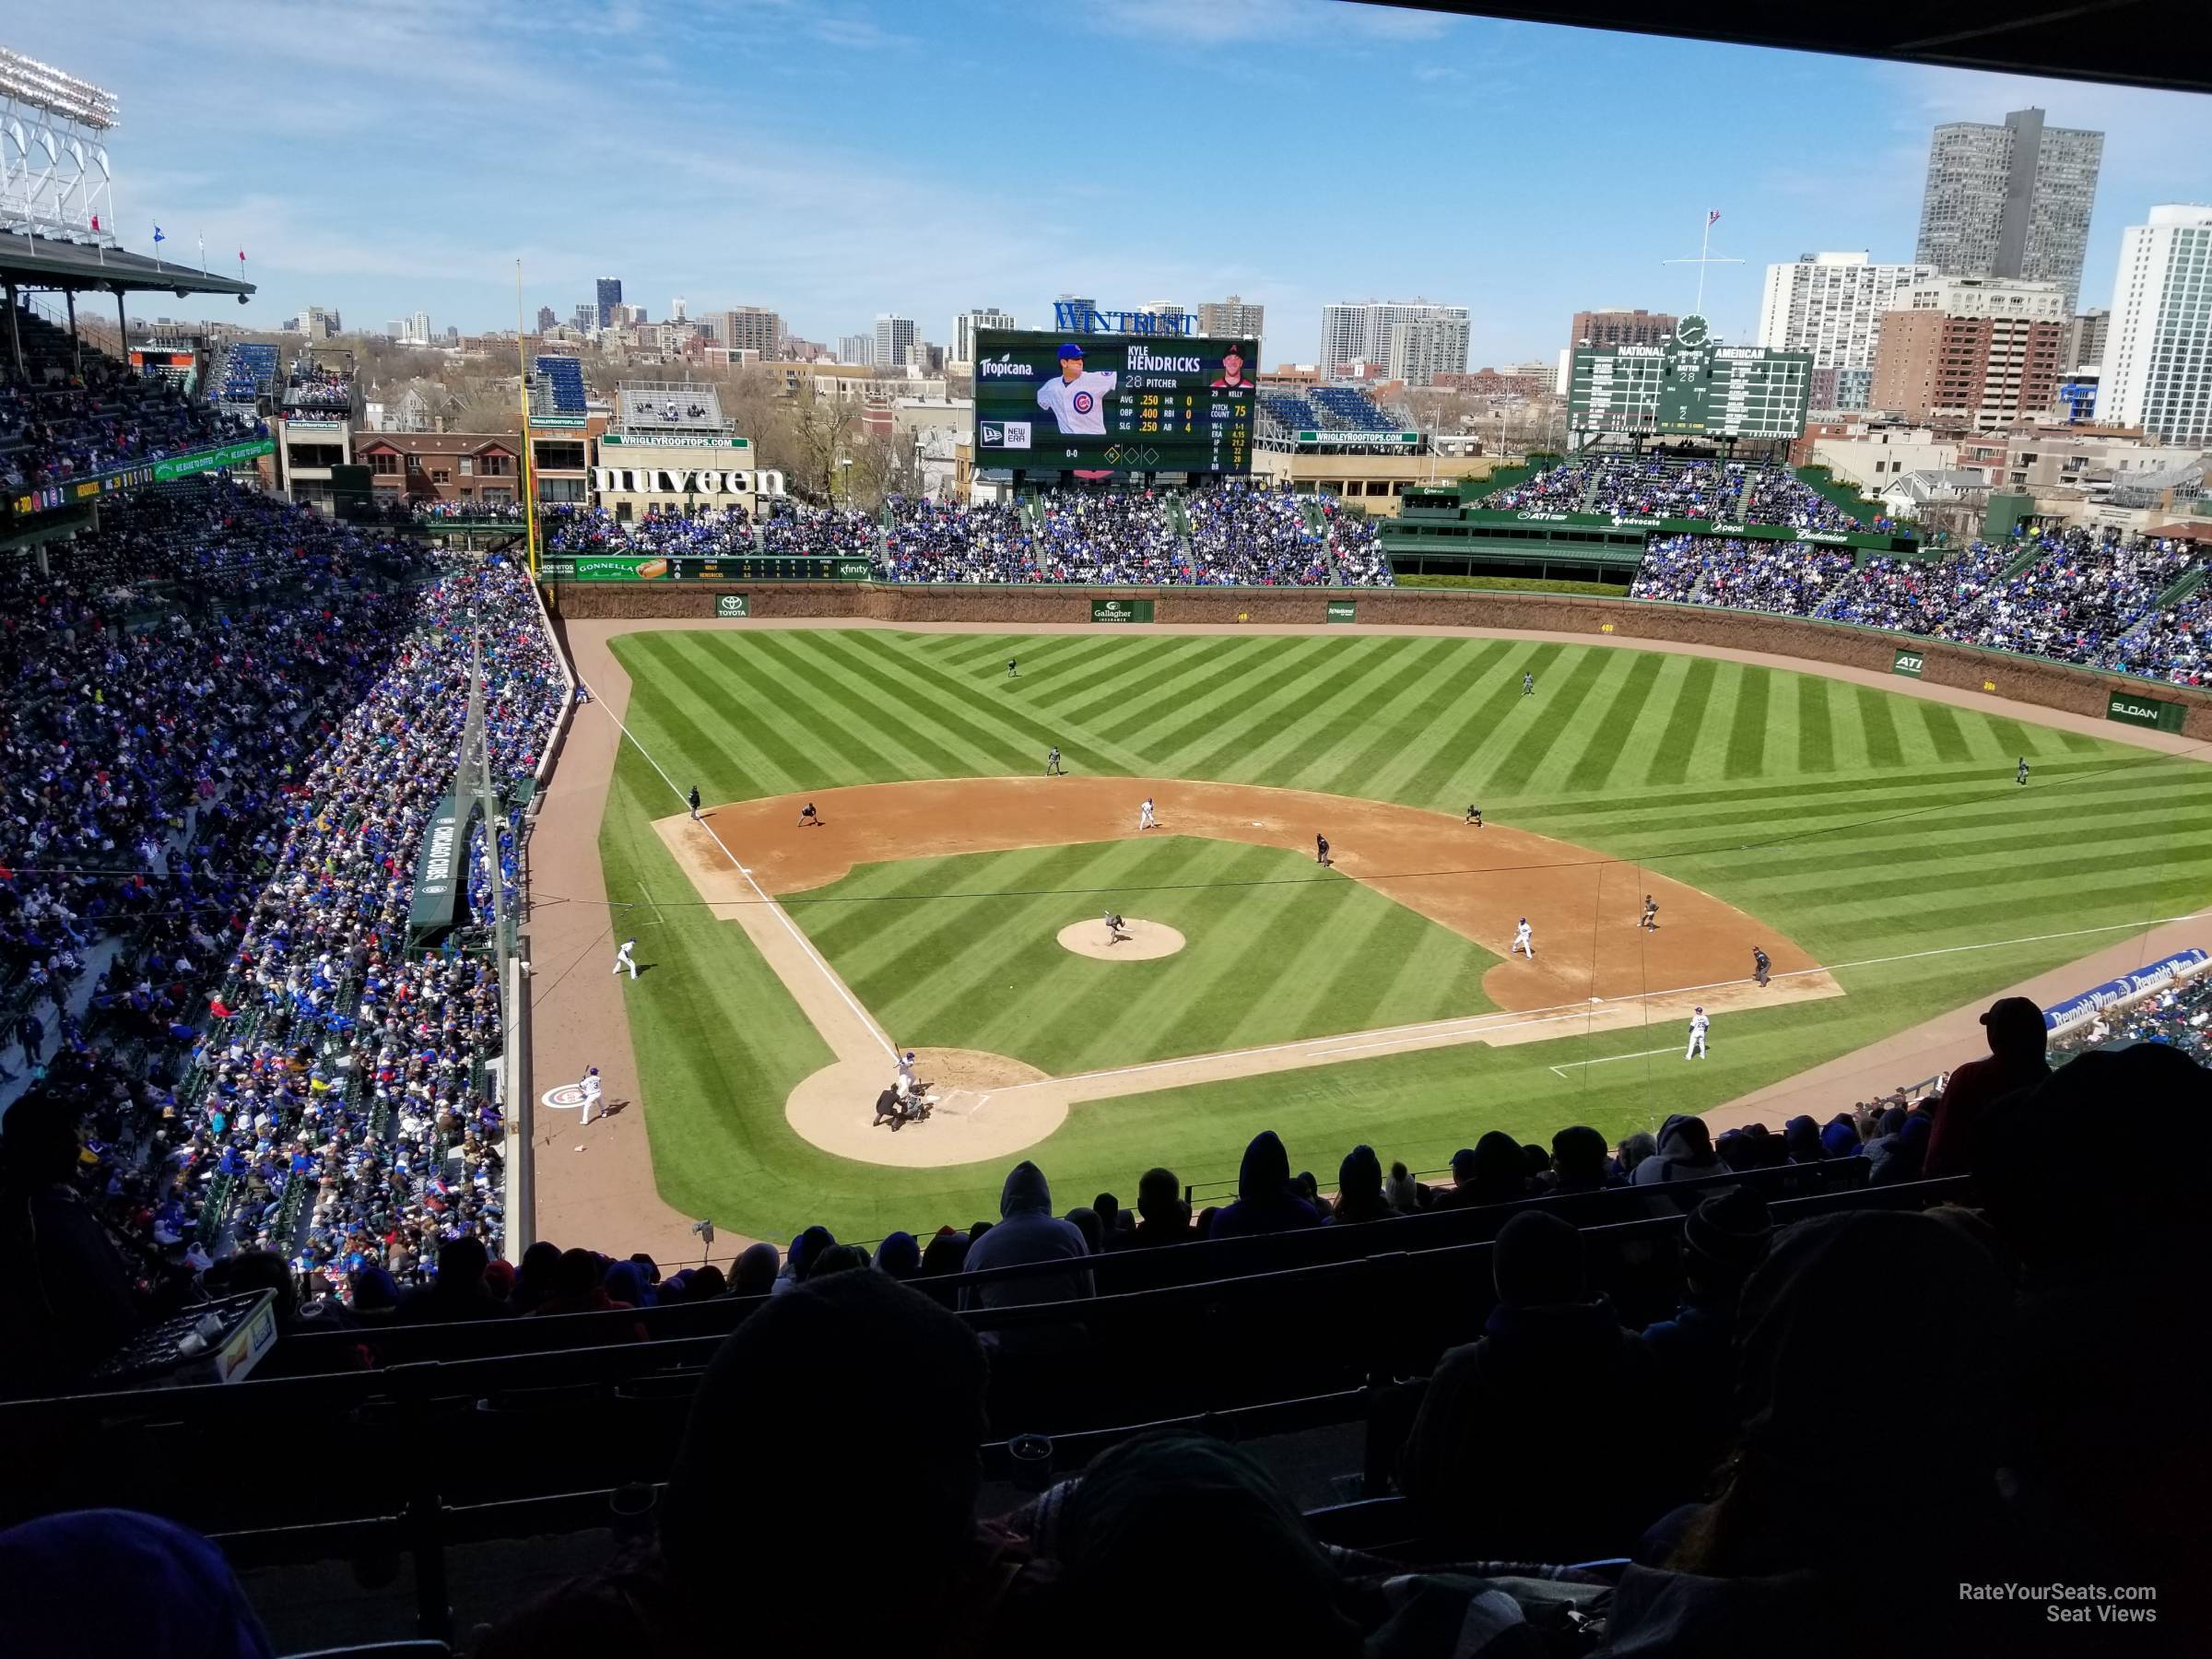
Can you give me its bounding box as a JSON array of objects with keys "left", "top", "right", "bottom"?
[{"left": 514, "top": 260, "right": 540, "bottom": 582}]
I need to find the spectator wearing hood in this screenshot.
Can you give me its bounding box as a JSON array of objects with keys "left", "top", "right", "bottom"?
[
  {"left": 1436, "top": 1131, "right": 1527, "bottom": 1211},
  {"left": 961, "top": 1160, "right": 1091, "bottom": 1321},
  {"left": 1547, "top": 1124, "right": 1616, "bottom": 1194},
  {"left": 1206, "top": 1131, "right": 1324, "bottom": 1238},
  {"left": 1607, "top": 1210, "right": 2022, "bottom": 1657},
  {"left": 730, "top": 1241, "right": 782, "bottom": 1298},
  {"left": 1399, "top": 1209, "right": 1663, "bottom": 1558},
  {"left": 1633, "top": 1114, "right": 1727, "bottom": 1206},
  {"left": 0, "top": 1509, "right": 275, "bottom": 1659},
  {"left": 875, "top": 1230, "right": 922, "bottom": 1280},
  {"left": 1926, "top": 996, "right": 2050, "bottom": 1177},
  {"left": 0, "top": 1088, "right": 142, "bottom": 1390},
  {"left": 1782, "top": 1114, "right": 1824, "bottom": 1165},
  {"left": 1329, "top": 1144, "right": 1394, "bottom": 1224}
]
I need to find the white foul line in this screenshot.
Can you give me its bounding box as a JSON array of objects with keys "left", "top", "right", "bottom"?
[
  {"left": 581, "top": 684, "right": 897, "bottom": 1059},
  {"left": 1547, "top": 1044, "right": 1685, "bottom": 1078}
]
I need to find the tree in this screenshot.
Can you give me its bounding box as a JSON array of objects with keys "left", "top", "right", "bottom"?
[{"left": 782, "top": 382, "right": 862, "bottom": 505}]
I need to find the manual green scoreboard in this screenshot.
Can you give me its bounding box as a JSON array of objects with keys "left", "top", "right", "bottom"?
[{"left": 1569, "top": 313, "right": 1811, "bottom": 441}]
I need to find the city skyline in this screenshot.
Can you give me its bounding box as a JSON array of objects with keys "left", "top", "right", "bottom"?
[{"left": 9, "top": 2, "right": 2209, "bottom": 366}]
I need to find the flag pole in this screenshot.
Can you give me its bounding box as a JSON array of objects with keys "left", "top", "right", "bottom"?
[{"left": 515, "top": 258, "right": 541, "bottom": 584}]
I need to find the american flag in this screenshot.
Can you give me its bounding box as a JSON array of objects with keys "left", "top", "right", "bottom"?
[{"left": 1707, "top": 209, "right": 1722, "bottom": 227}]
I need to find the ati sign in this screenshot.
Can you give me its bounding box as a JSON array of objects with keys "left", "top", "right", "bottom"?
[
  {"left": 1892, "top": 650, "right": 1926, "bottom": 678},
  {"left": 714, "top": 594, "right": 750, "bottom": 618},
  {"left": 2107, "top": 692, "right": 2183, "bottom": 732},
  {"left": 1325, "top": 600, "right": 1358, "bottom": 624},
  {"left": 1091, "top": 598, "right": 1156, "bottom": 624}
]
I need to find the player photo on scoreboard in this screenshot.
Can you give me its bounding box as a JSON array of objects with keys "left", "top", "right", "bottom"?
[{"left": 1035, "top": 342, "right": 1117, "bottom": 435}]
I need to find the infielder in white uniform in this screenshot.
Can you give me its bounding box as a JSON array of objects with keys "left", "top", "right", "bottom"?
[
  {"left": 612, "top": 937, "right": 638, "bottom": 979},
  {"left": 1685, "top": 1006, "right": 1710, "bottom": 1060},
  {"left": 1037, "top": 343, "right": 1118, "bottom": 435},
  {"left": 1138, "top": 796, "right": 1157, "bottom": 830},
  {"left": 580, "top": 1065, "right": 604, "bottom": 1124},
  {"left": 1512, "top": 917, "right": 1535, "bottom": 959}
]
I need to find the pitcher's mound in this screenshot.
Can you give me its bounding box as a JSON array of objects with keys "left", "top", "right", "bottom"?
[{"left": 1057, "top": 918, "right": 1186, "bottom": 960}]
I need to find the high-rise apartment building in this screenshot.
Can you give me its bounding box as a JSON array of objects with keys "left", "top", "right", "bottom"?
[
  {"left": 874, "top": 314, "right": 916, "bottom": 373},
  {"left": 1915, "top": 108, "right": 2103, "bottom": 310},
  {"left": 1320, "top": 300, "right": 1469, "bottom": 378},
  {"left": 837, "top": 333, "right": 874, "bottom": 366},
  {"left": 594, "top": 277, "right": 623, "bottom": 330},
  {"left": 1384, "top": 317, "right": 1460, "bottom": 387},
  {"left": 2065, "top": 309, "right": 2110, "bottom": 371},
  {"left": 1895, "top": 275, "right": 2068, "bottom": 322},
  {"left": 952, "top": 308, "right": 1017, "bottom": 366},
  {"left": 1569, "top": 308, "right": 1678, "bottom": 351},
  {"left": 535, "top": 305, "right": 557, "bottom": 334},
  {"left": 409, "top": 310, "right": 430, "bottom": 344},
  {"left": 1196, "top": 294, "right": 1265, "bottom": 340},
  {"left": 670, "top": 297, "right": 688, "bottom": 322},
  {"left": 2097, "top": 206, "right": 2212, "bottom": 445},
  {"left": 1870, "top": 307, "right": 2065, "bottom": 429},
  {"left": 1757, "top": 254, "right": 1935, "bottom": 409},
  {"left": 718, "top": 306, "right": 783, "bottom": 359}
]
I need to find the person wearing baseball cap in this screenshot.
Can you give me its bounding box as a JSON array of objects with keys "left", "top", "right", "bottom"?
[
  {"left": 1926, "top": 995, "right": 2050, "bottom": 1177},
  {"left": 1210, "top": 345, "right": 1252, "bottom": 390},
  {"left": 1038, "top": 343, "right": 1117, "bottom": 437}
]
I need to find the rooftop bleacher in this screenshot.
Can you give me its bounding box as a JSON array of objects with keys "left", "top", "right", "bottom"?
[
  {"left": 616, "top": 380, "right": 724, "bottom": 431},
  {"left": 532, "top": 354, "right": 588, "bottom": 417}
]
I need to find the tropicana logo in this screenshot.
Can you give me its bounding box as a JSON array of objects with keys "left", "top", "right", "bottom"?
[{"left": 979, "top": 352, "right": 1034, "bottom": 378}]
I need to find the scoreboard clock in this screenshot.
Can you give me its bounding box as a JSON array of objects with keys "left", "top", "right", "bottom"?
[{"left": 1568, "top": 314, "right": 1811, "bottom": 441}]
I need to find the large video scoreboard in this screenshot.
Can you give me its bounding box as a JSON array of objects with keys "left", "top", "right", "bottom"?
[
  {"left": 972, "top": 329, "right": 1257, "bottom": 476},
  {"left": 1569, "top": 313, "right": 1811, "bottom": 441}
]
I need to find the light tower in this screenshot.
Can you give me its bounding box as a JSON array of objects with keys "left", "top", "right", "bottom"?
[{"left": 0, "top": 46, "right": 119, "bottom": 243}]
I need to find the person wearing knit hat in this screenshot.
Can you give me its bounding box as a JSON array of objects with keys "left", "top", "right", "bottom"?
[{"left": 1398, "top": 1209, "right": 1665, "bottom": 1558}]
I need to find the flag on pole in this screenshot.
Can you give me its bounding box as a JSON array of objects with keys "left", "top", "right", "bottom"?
[
  {"left": 152, "top": 225, "right": 165, "bottom": 243},
  {"left": 1707, "top": 208, "right": 1722, "bottom": 227},
  {"left": 90, "top": 213, "right": 100, "bottom": 232}
]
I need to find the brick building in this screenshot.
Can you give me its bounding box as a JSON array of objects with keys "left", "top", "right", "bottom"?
[
  {"left": 354, "top": 432, "right": 524, "bottom": 509},
  {"left": 1568, "top": 308, "right": 1678, "bottom": 351},
  {"left": 1870, "top": 310, "right": 2065, "bottom": 429}
]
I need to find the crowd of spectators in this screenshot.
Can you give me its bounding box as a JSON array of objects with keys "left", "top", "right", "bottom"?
[
  {"left": 0, "top": 477, "right": 560, "bottom": 1392},
  {"left": 1481, "top": 455, "right": 1875, "bottom": 535},
  {"left": 1631, "top": 534, "right": 1853, "bottom": 613},
  {"left": 278, "top": 364, "right": 353, "bottom": 413},
  {"left": 2, "top": 356, "right": 255, "bottom": 494},
  {"left": 13, "top": 1018, "right": 2203, "bottom": 1655},
  {"left": 1638, "top": 524, "right": 2210, "bottom": 683},
  {"left": 542, "top": 503, "right": 755, "bottom": 555},
  {"left": 2049, "top": 971, "right": 2212, "bottom": 1064}
]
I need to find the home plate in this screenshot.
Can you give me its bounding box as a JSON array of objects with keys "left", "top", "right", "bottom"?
[{"left": 933, "top": 1088, "right": 989, "bottom": 1121}]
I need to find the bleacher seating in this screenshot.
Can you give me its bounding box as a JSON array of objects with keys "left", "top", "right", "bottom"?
[
  {"left": 1257, "top": 385, "right": 1405, "bottom": 436},
  {"left": 532, "top": 355, "right": 587, "bottom": 417},
  {"left": 616, "top": 382, "right": 723, "bottom": 431},
  {"left": 219, "top": 342, "right": 281, "bottom": 405}
]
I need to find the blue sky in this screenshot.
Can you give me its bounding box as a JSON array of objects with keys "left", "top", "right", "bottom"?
[{"left": 20, "top": 1, "right": 2211, "bottom": 364}]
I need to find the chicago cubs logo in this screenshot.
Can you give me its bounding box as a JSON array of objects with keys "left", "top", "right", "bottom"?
[
  {"left": 541, "top": 1082, "right": 593, "bottom": 1111},
  {"left": 1072, "top": 391, "right": 1095, "bottom": 415}
]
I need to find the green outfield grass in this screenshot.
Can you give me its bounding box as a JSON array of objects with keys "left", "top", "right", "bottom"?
[
  {"left": 596, "top": 628, "right": 2212, "bottom": 1241},
  {"left": 789, "top": 838, "right": 1499, "bottom": 1074}
]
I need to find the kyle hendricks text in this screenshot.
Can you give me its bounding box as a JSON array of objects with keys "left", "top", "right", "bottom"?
[{"left": 1960, "top": 1583, "right": 2158, "bottom": 1624}]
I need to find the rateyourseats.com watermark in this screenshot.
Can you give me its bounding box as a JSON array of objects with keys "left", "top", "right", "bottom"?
[{"left": 1962, "top": 1583, "right": 2159, "bottom": 1626}]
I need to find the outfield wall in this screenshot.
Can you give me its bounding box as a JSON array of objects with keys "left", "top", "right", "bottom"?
[{"left": 546, "top": 582, "right": 2212, "bottom": 741}]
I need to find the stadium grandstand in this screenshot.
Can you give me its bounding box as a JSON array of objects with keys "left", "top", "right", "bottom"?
[
  {"left": 213, "top": 339, "right": 280, "bottom": 408},
  {"left": 1257, "top": 382, "right": 1407, "bottom": 437}
]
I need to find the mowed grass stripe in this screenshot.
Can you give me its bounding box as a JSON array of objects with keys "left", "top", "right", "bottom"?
[
  {"left": 1288, "top": 876, "right": 1448, "bottom": 1035},
  {"left": 1643, "top": 654, "right": 1721, "bottom": 785},
  {"left": 1795, "top": 673, "right": 1837, "bottom": 774},
  {"left": 1853, "top": 685, "right": 1905, "bottom": 768},
  {"left": 1330, "top": 640, "right": 1516, "bottom": 803},
  {"left": 1193, "top": 636, "right": 1439, "bottom": 784},
  {"left": 1560, "top": 652, "right": 1668, "bottom": 794},
  {"left": 1723, "top": 665, "right": 1773, "bottom": 780},
  {"left": 1049, "top": 637, "right": 1223, "bottom": 720},
  {"left": 1112, "top": 635, "right": 1343, "bottom": 753},
  {"left": 625, "top": 635, "right": 813, "bottom": 798},
  {"left": 1766, "top": 836, "right": 2212, "bottom": 913},
  {"left": 1161, "top": 637, "right": 1391, "bottom": 772},
  {"left": 1717, "top": 803, "right": 2209, "bottom": 886},
  {"left": 801, "top": 631, "right": 1061, "bottom": 775},
  {"left": 1217, "top": 876, "right": 1389, "bottom": 1048},
  {"left": 665, "top": 631, "right": 912, "bottom": 788},
  {"left": 1488, "top": 647, "right": 1617, "bottom": 795},
  {"left": 1914, "top": 698, "right": 1975, "bottom": 764},
  {"left": 795, "top": 846, "right": 1037, "bottom": 959},
  {"left": 722, "top": 632, "right": 954, "bottom": 781},
  {"left": 1062, "top": 636, "right": 1274, "bottom": 733}
]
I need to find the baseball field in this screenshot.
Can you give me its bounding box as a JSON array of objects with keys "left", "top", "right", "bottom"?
[{"left": 581, "top": 626, "right": 2212, "bottom": 1241}]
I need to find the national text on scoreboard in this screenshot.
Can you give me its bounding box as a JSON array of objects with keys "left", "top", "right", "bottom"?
[
  {"left": 972, "top": 328, "right": 1257, "bottom": 477},
  {"left": 1569, "top": 313, "right": 1812, "bottom": 441}
]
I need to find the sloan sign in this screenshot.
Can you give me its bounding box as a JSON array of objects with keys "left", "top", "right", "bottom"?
[{"left": 591, "top": 466, "right": 787, "bottom": 497}]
